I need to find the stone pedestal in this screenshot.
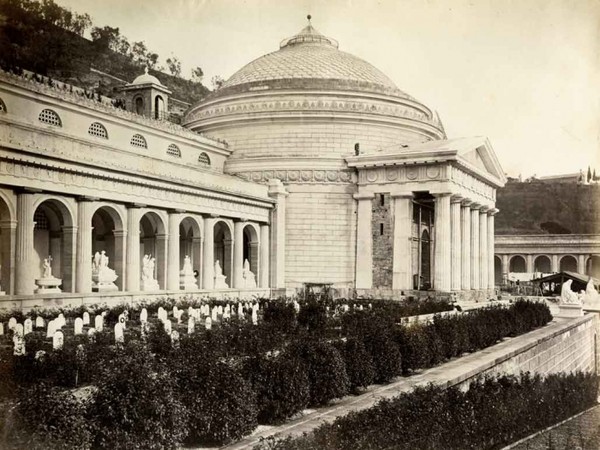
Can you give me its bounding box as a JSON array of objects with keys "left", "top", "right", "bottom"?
[
  {"left": 214, "top": 274, "right": 228, "bottom": 289},
  {"left": 556, "top": 303, "right": 583, "bottom": 318},
  {"left": 141, "top": 278, "right": 160, "bottom": 291},
  {"left": 35, "top": 277, "right": 62, "bottom": 294},
  {"left": 93, "top": 269, "right": 118, "bottom": 292},
  {"left": 180, "top": 272, "right": 198, "bottom": 290}
]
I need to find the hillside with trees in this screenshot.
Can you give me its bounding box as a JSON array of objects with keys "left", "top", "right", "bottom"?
[{"left": 0, "top": 0, "right": 210, "bottom": 103}]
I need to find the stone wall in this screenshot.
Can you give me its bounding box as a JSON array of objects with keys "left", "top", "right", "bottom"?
[{"left": 372, "top": 193, "right": 393, "bottom": 288}]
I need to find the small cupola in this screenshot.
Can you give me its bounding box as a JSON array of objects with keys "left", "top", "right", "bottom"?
[{"left": 119, "top": 67, "right": 172, "bottom": 120}]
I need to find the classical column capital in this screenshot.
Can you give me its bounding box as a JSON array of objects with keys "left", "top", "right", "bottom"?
[
  {"left": 450, "top": 194, "right": 464, "bottom": 203},
  {"left": 470, "top": 202, "right": 482, "bottom": 210},
  {"left": 126, "top": 202, "right": 146, "bottom": 209},
  {"left": 209, "top": 213, "right": 220, "bottom": 218},
  {"left": 488, "top": 208, "right": 500, "bottom": 216},
  {"left": 431, "top": 191, "right": 453, "bottom": 198},
  {"left": 391, "top": 191, "right": 413, "bottom": 199},
  {"left": 0, "top": 220, "right": 18, "bottom": 230},
  {"left": 479, "top": 206, "right": 490, "bottom": 214},
  {"left": 353, "top": 193, "right": 375, "bottom": 200},
  {"left": 237, "top": 217, "right": 249, "bottom": 223},
  {"left": 78, "top": 196, "right": 100, "bottom": 202},
  {"left": 461, "top": 198, "right": 473, "bottom": 207},
  {"left": 168, "top": 208, "right": 186, "bottom": 214},
  {"left": 113, "top": 230, "right": 127, "bottom": 238}
]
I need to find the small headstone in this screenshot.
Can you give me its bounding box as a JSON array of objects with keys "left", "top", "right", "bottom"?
[
  {"left": 82, "top": 312, "right": 90, "bottom": 325},
  {"left": 140, "top": 308, "right": 148, "bottom": 323},
  {"left": 171, "top": 330, "right": 180, "bottom": 347},
  {"left": 46, "top": 319, "right": 56, "bottom": 338},
  {"left": 74, "top": 317, "right": 83, "bottom": 335},
  {"left": 237, "top": 303, "right": 243, "bottom": 316},
  {"left": 293, "top": 300, "right": 300, "bottom": 313},
  {"left": 114, "top": 323, "right": 124, "bottom": 344},
  {"left": 0, "top": 323, "right": 4, "bottom": 335},
  {"left": 188, "top": 306, "right": 194, "bottom": 318},
  {"left": 217, "top": 305, "right": 223, "bottom": 316},
  {"left": 211, "top": 306, "right": 218, "bottom": 322},
  {"left": 176, "top": 310, "right": 183, "bottom": 324},
  {"left": 251, "top": 308, "right": 258, "bottom": 325},
  {"left": 173, "top": 306, "right": 179, "bottom": 317},
  {"left": 24, "top": 318, "right": 33, "bottom": 335},
  {"left": 53, "top": 330, "right": 64, "bottom": 350},
  {"left": 158, "top": 307, "right": 166, "bottom": 322},
  {"left": 102, "top": 311, "right": 107, "bottom": 317},
  {"left": 57, "top": 313, "right": 66, "bottom": 328},
  {"left": 187, "top": 316, "right": 195, "bottom": 334},
  {"left": 118, "top": 313, "right": 127, "bottom": 330},
  {"left": 368, "top": 303, "right": 373, "bottom": 309},
  {"left": 163, "top": 319, "right": 172, "bottom": 334},
  {"left": 94, "top": 314, "right": 104, "bottom": 332},
  {"left": 14, "top": 323, "right": 24, "bottom": 336},
  {"left": 359, "top": 304, "right": 364, "bottom": 311},
  {"left": 8, "top": 317, "right": 16, "bottom": 330},
  {"left": 205, "top": 317, "right": 212, "bottom": 330},
  {"left": 13, "top": 334, "right": 25, "bottom": 356},
  {"left": 35, "top": 316, "right": 44, "bottom": 328}
]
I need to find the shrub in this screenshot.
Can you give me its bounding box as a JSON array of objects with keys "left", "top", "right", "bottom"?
[
  {"left": 394, "top": 324, "right": 430, "bottom": 374},
  {"left": 297, "top": 301, "right": 328, "bottom": 334},
  {"left": 288, "top": 340, "right": 349, "bottom": 406},
  {"left": 184, "top": 360, "right": 258, "bottom": 445},
  {"left": 6, "top": 383, "right": 92, "bottom": 450},
  {"left": 90, "top": 341, "right": 188, "bottom": 450},
  {"left": 245, "top": 353, "right": 310, "bottom": 424},
  {"left": 338, "top": 337, "right": 375, "bottom": 392},
  {"left": 262, "top": 301, "right": 297, "bottom": 334}
]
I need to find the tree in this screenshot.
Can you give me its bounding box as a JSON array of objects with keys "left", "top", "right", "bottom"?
[
  {"left": 166, "top": 56, "right": 181, "bottom": 77},
  {"left": 91, "top": 26, "right": 121, "bottom": 52},
  {"left": 587, "top": 166, "right": 592, "bottom": 183},
  {"left": 211, "top": 75, "right": 225, "bottom": 90},
  {"left": 191, "top": 66, "right": 204, "bottom": 82}
]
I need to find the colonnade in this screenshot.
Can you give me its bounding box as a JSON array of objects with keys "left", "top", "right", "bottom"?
[
  {"left": 355, "top": 191, "right": 497, "bottom": 292},
  {"left": 11, "top": 192, "right": 270, "bottom": 296}
]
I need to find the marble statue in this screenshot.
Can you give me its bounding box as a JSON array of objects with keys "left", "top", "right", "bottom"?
[
  {"left": 214, "top": 259, "right": 228, "bottom": 289},
  {"left": 92, "top": 250, "right": 118, "bottom": 292},
  {"left": 35, "top": 255, "right": 62, "bottom": 294},
  {"left": 560, "top": 280, "right": 581, "bottom": 305},
  {"left": 180, "top": 255, "right": 198, "bottom": 290},
  {"left": 242, "top": 259, "right": 257, "bottom": 288},
  {"left": 141, "top": 254, "right": 159, "bottom": 291},
  {"left": 584, "top": 278, "right": 599, "bottom": 304}
]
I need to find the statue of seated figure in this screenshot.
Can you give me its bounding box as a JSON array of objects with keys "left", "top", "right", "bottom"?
[
  {"left": 214, "top": 260, "right": 228, "bottom": 289},
  {"left": 242, "top": 259, "right": 257, "bottom": 288}
]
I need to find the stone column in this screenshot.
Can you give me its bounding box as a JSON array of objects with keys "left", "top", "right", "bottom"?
[
  {"left": 470, "top": 204, "right": 481, "bottom": 290},
  {"left": 354, "top": 193, "right": 374, "bottom": 289},
  {"left": 479, "top": 207, "right": 488, "bottom": 289},
  {"left": 460, "top": 200, "right": 472, "bottom": 290},
  {"left": 268, "top": 180, "right": 288, "bottom": 289},
  {"left": 167, "top": 213, "right": 181, "bottom": 291},
  {"left": 112, "top": 229, "right": 126, "bottom": 291},
  {"left": 0, "top": 220, "right": 17, "bottom": 295},
  {"left": 233, "top": 221, "right": 245, "bottom": 288},
  {"left": 75, "top": 199, "right": 95, "bottom": 294},
  {"left": 450, "top": 195, "right": 463, "bottom": 291},
  {"left": 488, "top": 209, "right": 498, "bottom": 289},
  {"left": 526, "top": 254, "right": 534, "bottom": 273},
  {"left": 433, "top": 193, "right": 452, "bottom": 292},
  {"left": 202, "top": 216, "right": 216, "bottom": 290},
  {"left": 259, "top": 224, "right": 270, "bottom": 288},
  {"left": 551, "top": 254, "right": 559, "bottom": 273},
  {"left": 577, "top": 254, "right": 586, "bottom": 275},
  {"left": 192, "top": 236, "right": 202, "bottom": 288},
  {"left": 501, "top": 254, "right": 509, "bottom": 279},
  {"left": 126, "top": 206, "right": 141, "bottom": 292},
  {"left": 223, "top": 238, "right": 233, "bottom": 285},
  {"left": 391, "top": 192, "right": 413, "bottom": 291},
  {"left": 61, "top": 226, "right": 77, "bottom": 292},
  {"left": 15, "top": 192, "right": 35, "bottom": 295},
  {"left": 155, "top": 234, "right": 167, "bottom": 289}
]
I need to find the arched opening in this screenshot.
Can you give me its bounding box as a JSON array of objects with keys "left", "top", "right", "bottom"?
[
  {"left": 0, "top": 193, "right": 15, "bottom": 294},
  {"left": 140, "top": 212, "right": 166, "bottom": 289},
  {"left": 494, "top": 255, "right": 502, "bottom": 285},
  {"left": 534, "top": 255, "right": 551, "bottom": 274},
  {"left": 91, "top": 206, "right": 125, "bottom": 290},
  {"left": 32, "top": 199, "right": 75, "bottom": 292},
  {"left": 509, "top": 255, "right": 526, "bottom": 273},
  {"left": 243, "top": 224, "right": 259, "bottom": 281},
  {"left": 135, "top": 97, "right": 144, "bottom": 115},
  {"left": 179, "top": 216, "right": 202, "bottom": 287},
  {"left": 154, "top": 95, "right": 164, "bottom": 120},
  {"left": 587, "top": 256, "right": 600, "bottom": 279},
  {"left": 214, "top": 221, "right": 232, "bottom": 286},
  {"left": 559, "top": 255, "right": 577, "bottom": 273}
]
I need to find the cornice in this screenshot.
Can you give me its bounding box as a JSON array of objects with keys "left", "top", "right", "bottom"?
[{"left": 236, "top": 168, "right": 356, "bottom": 184}]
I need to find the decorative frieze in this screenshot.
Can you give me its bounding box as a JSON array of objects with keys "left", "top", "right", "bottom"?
[
  {"left": 238, "top": 169, "right": 356, "bottom": 184},
  {"left": 357, "top": 164, "right": 449, "bottom": 185}
]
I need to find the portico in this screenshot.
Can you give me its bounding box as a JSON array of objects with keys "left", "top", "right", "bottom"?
[{"left": 346, "top": 137, "right": 506, "bottom": 300}]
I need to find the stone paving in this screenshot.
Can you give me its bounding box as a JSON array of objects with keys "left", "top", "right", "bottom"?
[{"left": 509, "top": 405, "right": 600, "bottom": 450}]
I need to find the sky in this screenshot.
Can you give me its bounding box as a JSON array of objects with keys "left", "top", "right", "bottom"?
[{"left": 55, "top": 0, "right": 600, "bottom": 178}]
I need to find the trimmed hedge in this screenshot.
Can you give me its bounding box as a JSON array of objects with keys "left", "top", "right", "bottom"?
[{"left": 256, "top": 372, "right": 599, "bottom": 450}]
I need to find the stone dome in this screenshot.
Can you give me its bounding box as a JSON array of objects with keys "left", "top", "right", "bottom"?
[
  {"left": 130, "top": 67, "right": 163, "bottom": 86},
  {"left": 213, "top": 21, "right": 412, "bottom": 99}
]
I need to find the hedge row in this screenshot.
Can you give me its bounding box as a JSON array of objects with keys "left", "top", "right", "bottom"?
[
  {"left": 1, "top": 300, "right": 553, "bottom": 449},
  {"left": 257, "top": 372, "right": 600, "bottom": 450}
]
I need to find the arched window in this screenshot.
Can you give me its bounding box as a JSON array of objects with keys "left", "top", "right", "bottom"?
[
  {"left": 38, "top": 109, "right": 62, "bottom": 127},
  {"left": 198, "top": 152, "right": 211, "bottom": 166},
  {"left": 155, "top": 95, "right": 164, "bottom": 120},
  {"left": 88, "top": 122, "right": 108, "bottom": 139},
  {"left": 130, "top": 134, "right": 147, "bottom": 149},
  {"left": 135, "top": 97, "right": 144, "bottom": 115},
  {"left": 0, "top": 97, "right": 6, "bottom": 113},
  {"left": 167, "top": 144, "right": 181, "bottom": 157}
]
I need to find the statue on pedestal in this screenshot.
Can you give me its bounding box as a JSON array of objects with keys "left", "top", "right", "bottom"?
[
  {"left": 92, "top": 250, "right": 118, "bottom": 292},
  {"left": 583, "top": 278, "right": 599, "bottom": 305},
  {"left": 557, "top": 279, "right": 584, "bottom": 318},
  {"left": 35, "top": 255, "right": 62, "bottom": 294},
  {"left": 560, "top": 280, "right": 581, "bottom": 305},
  {"left": 242, "top": 259, "right": 257, "bottom": 288},
  {"left": 214, "top": 260, "right": 228, "bottom": 289},
  {"left": 141, "top": 254, "right": 160, "bottom": 291},
  {"left": 180, "top": 255, "right": 197, "bottom": 290}
]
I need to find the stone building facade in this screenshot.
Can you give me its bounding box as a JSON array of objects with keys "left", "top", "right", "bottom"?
[{"left": 0, "top": 20, "right": 506, "bottom": 304}]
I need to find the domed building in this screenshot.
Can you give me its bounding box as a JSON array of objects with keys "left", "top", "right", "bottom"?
[{"left": 184, "top": 18, "right": 506, "bottom": 298}]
